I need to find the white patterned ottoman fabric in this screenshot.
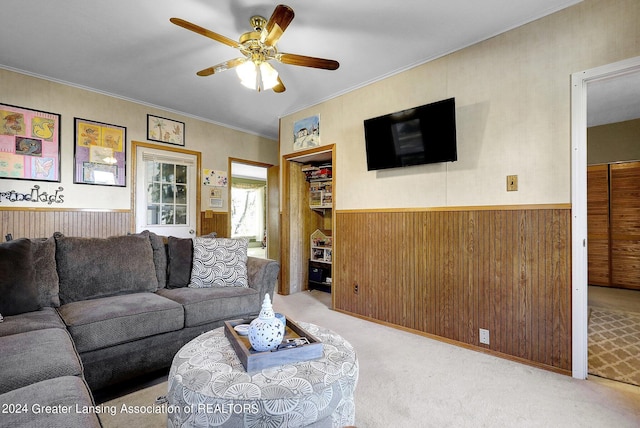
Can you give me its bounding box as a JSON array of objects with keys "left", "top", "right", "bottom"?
[
  {"left": 189, "top": 238, "right": 249, "bottom": 288},
  {"left": 167, "top": 322, "right": 359, "bottom": 427}
]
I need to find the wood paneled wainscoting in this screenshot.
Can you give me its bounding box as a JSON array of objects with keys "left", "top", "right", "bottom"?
[
  {"left": 201, "top": 211, "right": 229, "bottom": 238},
  {"left": 1, "top": 208, "right": 132, "bottom": 239},
  {"left": 334, "top": 205, "right": 572, "bottom": 374},
  {"left": 1, "top": 208, "right": 229, "bottom": 240}
]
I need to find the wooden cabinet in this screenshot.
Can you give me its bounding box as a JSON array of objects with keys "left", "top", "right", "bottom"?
[
  {"left": 587, "top": 165, "right": 610, "bottom": 286},
  {"left": 610, "top": 161, "right": 640, "bottom": 289},
  {"left": 588, "top": 161, "right": 640, "bottom": 290}
]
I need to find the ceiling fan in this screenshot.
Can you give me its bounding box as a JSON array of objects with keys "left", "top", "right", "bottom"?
[{"left": 170, "top": 4, "right": 339, "bottom": 93}]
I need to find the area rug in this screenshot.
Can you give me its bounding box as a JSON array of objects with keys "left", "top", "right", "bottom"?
[{"left": 589, "top": 307, "right": 640, "bottom": 387}]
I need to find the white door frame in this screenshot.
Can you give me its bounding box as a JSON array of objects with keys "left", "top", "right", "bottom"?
[
  {"left": 132, "top": 141, "right": 202, "bottom": 237},
  {"left": 570, "top": 56, "right": 640, "bottom": 379}
]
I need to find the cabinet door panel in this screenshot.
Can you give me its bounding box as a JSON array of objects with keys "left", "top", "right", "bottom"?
[
  {"left": 610, "top": 161, "right": 640, "bottom": 289},
  {"left": 588, "top": 239, "right": 610, "bottom": 286},
  {"left": 611, "top": 240, "right": 640, "bottom": 290},
  {"left": 587, "top": 165, "right": 610, "bottom": 286}
]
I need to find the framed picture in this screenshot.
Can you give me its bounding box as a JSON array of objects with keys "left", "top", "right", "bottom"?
[
  {"left": 293, "top": 115, "right": 320, "bottom": 151},
  {"left": 74, "top": 118, "right": 126, "bottom": 186},
  {"left": 147, "top": 114, "right": 185, "bottom": 146},
  {"left": 0, "top": 103, "right": 61, "bottom": 182}
]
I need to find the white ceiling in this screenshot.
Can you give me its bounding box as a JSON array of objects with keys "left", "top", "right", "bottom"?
[
  {"left": 587, "top": 70, "right": 640, "bottom": 127},
  {"left": 0, "top": 0, "right": 592, "bottom": 140}
]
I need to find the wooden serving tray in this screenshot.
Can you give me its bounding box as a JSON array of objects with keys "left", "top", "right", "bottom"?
[{"left": 224, "top": 317, "right": 323, "bottom": 372}]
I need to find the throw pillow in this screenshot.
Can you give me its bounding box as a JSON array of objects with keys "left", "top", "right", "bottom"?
[
  {"left": 166, "top": 232, "right": 218, "bottom": 288},
  {"left": 166, "top": 236, "right": 193, "bottom": 288},
  {"left": 54, "top": 233, "right": 159, "bottom": 304},
  {"left": 0, "top": 238, "right": 41, "bottom": 316},
  {"left": 31, "top": 236, "right": 60, "bottom": 307},
  {"left": 189, "top": 237, "right": 248, "bottom": 288}
]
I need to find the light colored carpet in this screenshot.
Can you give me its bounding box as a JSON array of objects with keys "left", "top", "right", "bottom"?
[
  {"left": 101, "top": 290, "right": 640, "bottom": 427},
  {"left": 589, "top": 307, "right": 640, "bottom": 387}
]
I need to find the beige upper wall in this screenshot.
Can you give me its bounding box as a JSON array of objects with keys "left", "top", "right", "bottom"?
[
  {"left": 0, "top": 68, "right": 278, "bottom": 211},
  {"left": 280, "top": 0, "right": 640, "bottom": 209},
  {"left": 588, "top": 118, "right": 640, "bottom": 165}
]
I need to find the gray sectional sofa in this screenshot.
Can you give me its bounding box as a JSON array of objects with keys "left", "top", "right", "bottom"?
[{"left": 0, "top": 231, "right": 279, "bottom": 428}]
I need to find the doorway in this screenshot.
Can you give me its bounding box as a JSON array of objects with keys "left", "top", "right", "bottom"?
[
  {"left": 133, "top": 141, "right": 201, "bottom": 238},
  {"left": 571, "top": 56, "right": 640, "bottom": 380},
  {"left": 228, "top": 159, "right": 275, "bottom": 260},
  {"left": 280, "top": 145, "right": 335, "bottom": 302}
]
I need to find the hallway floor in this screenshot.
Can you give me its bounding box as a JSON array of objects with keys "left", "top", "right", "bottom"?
[{"left": 589, "top": 285, "right": 640, "bottom": 313}]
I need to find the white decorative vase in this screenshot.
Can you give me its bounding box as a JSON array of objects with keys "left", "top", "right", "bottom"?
[{"left": 248, "top": 294, "right": 285, "bottom": 352}]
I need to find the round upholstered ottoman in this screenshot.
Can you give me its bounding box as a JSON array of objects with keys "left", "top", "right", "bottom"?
[{"left": 167, "top": 322, "right": 358, "bottom": 427}]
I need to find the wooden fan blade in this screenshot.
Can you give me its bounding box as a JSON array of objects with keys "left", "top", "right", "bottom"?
[
  {"left": 278, "top": 53, "right": 340, "bottom": 70},
  {"left": 272, "top": 76, "right": 286, "bottom": 93},
  {"left": 170, "top": 18, "right": 240, "bottom": 49},
  {"left": 261, "top": 4, "right": 295, "bottom": 47},
  {"left": 197, "top": 58, "right": 247, "bottom": 76}
]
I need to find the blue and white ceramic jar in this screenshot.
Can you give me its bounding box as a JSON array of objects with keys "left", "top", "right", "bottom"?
[{"left": 248, "top": 294, "right": 285, "bottom": 352}]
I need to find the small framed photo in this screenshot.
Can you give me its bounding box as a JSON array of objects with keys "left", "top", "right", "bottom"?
[
  {"left": 147, "top": 114, "right": 185, "bottom": 146},
  {"left": 74, "top": 118, "right": 126, "bottom": 186}
]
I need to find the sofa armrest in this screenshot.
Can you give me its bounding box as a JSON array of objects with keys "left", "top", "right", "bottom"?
[{"left": 247, "top": 257, "right": 280, "bottom": 304}]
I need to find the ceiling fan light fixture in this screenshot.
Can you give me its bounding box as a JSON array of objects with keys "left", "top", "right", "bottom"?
[
  {"left": 236, "top": 60, "right": 257, "bottom": 89},
  {"left": 173, "top": 5, "right": 338, "bottom": 94},
  {"left": 259, "top": 62, "right": 279, "bottom": 90},
  {"left": 236, "top": 59, "right": 279, "bottom": 91}
]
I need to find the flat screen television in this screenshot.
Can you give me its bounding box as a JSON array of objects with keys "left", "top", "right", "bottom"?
[{"left": 363, "top": 97, "right": 457, "bottom": 171}]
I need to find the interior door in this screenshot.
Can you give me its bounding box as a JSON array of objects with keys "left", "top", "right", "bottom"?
[{"left": 134, "top": 143, "right": 200, "bottom": 238}]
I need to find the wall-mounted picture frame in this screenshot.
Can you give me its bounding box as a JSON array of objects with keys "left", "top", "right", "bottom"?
[
  {"left": 73, "top": 118, "right": 126, "bottom": 186},
  {"left": 0, "top": 103, "right": 61, "bottom": 182},
  {"left": 293, "top": 115, "right": 320, "bottom": 151},
  {"left": 147, "top": 114, "right": 185, "bottom": 146}
]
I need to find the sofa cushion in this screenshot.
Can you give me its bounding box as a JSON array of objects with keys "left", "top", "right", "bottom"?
[
  {"left": 147, "top": 231, "right": 168, "bottom": 289},
  {"left": 0, "top": 307, "right": 66, "bottom": 337},
  {"left": 157, "top": 286, "right": 258, "bottom": 327},
  {"left": 0, "top": 238, "right": 40, "bottom": 316},
  {"left": 189, "top": 237, "right": 249, "bottom": 288},
  {"left": 167, "top": 236, "right": 193, "bottom": 288},
  {"left": 58, "top": 292, "right": 184, "bottom": 353},
  {"left": 54, "top": 232, "right": 159, "bottom": 304},
  {"left": 31, "top": 236, "right": 61, "bottom": 307},
  {"left": 0, "top": 376, "right": 101, "bottom": 428},
  {"left": 0, "top": 328, "right": 83, "bottom": 394}
]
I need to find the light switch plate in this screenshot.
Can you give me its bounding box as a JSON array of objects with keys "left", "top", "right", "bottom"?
[{"left": 507, "top": 175, "right": 518, "bottom": 191}]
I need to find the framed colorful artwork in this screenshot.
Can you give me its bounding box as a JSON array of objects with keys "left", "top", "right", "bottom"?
[
  {"left": 0, "top": 103, "right": 61, "bottom": 182},
  {"left": 147, "top": 114, "right": 185, "bottom": 146},
  {"left": 73, "top": 118, "right": 126, "bottom": 186}
]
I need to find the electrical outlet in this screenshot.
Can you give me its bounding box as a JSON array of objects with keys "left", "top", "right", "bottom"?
[
  {"left": 479, "top": 328, "right": 490, "bottom": 345},
  {"left": 507, "top": 175, "right": 518, "bottom": 191},
  {"left": 353, "top": 282, "right": 359, "bottom": 294}
]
